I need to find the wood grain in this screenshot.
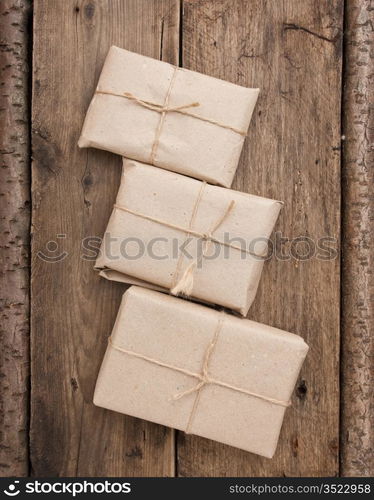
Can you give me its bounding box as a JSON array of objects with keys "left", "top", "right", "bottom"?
[
  {"left": 341, "top": 0, "right": 374, "bottom": 477},
  {"left": 178, "top": 0, "right": 343, "bottom": 476},
  {"left": 31, "top": 0, "right": 179, "bottom": 477},
  {"left": 0, "top": 0, "right": 31, "bottom": 477}
]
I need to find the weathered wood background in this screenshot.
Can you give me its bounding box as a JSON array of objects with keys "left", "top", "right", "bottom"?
[{"left": 0, "top": 0, "right": 372, "bottom": 477}]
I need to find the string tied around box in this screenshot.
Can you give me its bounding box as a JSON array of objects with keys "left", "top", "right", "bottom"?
[
  {"left": 95, "top": 65, "right": 247, "bottom": 166},
  {"left": 108, "top": 313, "right": 290, "bottom": 435},
  {"left": 114, "top": 181, "right": 268, "bottom": 298}
]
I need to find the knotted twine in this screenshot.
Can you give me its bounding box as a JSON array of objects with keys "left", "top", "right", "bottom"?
[
  {"left": 108, "top": 314, "right": 290, "bottom": 435},
  {"left": 95, "top": 65, "right": 247, "bottom": 166},
  {"left": 113, "top": 181, "right": 266, "bottom": 297}
]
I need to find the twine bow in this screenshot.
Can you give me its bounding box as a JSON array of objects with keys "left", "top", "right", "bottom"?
[
  {"left": 95, "top": 65, "right": 247, "bottom": 165},
  {"left": 122, "top": 92, "right": 200, "bottom": 115},
  {"left": 113, "top": 180, "right": 265, "bottom": 297},
  {"left": 170, "top": 194, "right": 235, "bottom": 297},
  {"left": 108, "top": 314, "right": 290, "bottom": 435}
]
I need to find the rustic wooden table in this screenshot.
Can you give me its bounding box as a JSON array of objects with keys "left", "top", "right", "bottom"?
[{"left": 0, "top": 0, "right": 372, "bottom": 477}]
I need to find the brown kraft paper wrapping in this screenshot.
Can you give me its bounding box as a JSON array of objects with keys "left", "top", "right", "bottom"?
[
  {"left": 78, "top": 46, "right": 259, "bottom": 187},
  {"left": 95, "top": 159, "right": 282, "bottom": 316},
  {"left": 94, "top": 286, "right": 309, "bottom": 458}
]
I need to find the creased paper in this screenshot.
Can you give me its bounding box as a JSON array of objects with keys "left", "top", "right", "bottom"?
[
  {"left": 78, "top": 46, "right": 259, "bottom": 187},
  {"left": 94, "top": 286, "right": 309, "bottom": 458},
  {"left": 96, "top": 159, "right": 282, "bottom": 316}
]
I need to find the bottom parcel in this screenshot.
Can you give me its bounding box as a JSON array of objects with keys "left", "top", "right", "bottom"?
[{"left": 94, "top": 286, "right": 309, "bottom": 458}]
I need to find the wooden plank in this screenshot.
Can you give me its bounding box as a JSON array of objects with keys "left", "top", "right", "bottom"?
[
  {"left": 179, "top": 0, "right": 342, "bottom": 476},
  {"left": 341, "top": 0, "right": 374, "bottom": 477},
  {"left": 0, "top": 0, "right": 31, "bottom": 477},
  {"left": 31, "top": 0, "right": 179, "bottom": 476}
]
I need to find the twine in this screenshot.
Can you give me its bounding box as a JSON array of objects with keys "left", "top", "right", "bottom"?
[
  {"left": 113, "top": 181, "right": 265, "bottom": 296},
  {"left": 108, "top": 315, "right": 290, "bottom": 435},
  {"left": 95, "top": 66, "right": 247, "bottom": 164}
]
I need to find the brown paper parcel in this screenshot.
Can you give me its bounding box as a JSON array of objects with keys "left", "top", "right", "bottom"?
[
  {"left": 95, "top": 159, "right": 282, "bottom": 316},
  {"left": 78, "top": 46, "right": 259, "bottom": 187},
  {"left": 94, "top": 286, "right": 309, "bottom": 458}
]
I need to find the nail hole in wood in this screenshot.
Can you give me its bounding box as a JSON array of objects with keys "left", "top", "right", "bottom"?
[{"left": 296, "top": 380, "right": 307, "bottom": 399}]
